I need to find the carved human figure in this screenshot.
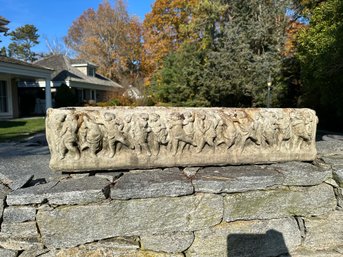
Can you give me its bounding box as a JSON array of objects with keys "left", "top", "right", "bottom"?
[
  {"left": 231, "top": 110, "right": 254, "bottom": 153},
  {"left": 181, "top": 111, "right": 195, "bottom": 152},
  {"left": 168, "top": 112, "right": 195, "bottom": 155},
  {"left": 123, "top": 115, "right": 135, "bottom": 150},
  {"left": 59, "top": 114, "right": 80, "bottom": 160},
  {"left": 148, "top": 113, "right": 168, "bottom": 155},
  {"left": 81, "top": 115, "right": 103, "bottom": 156},
  {"left": 47, "top": 113, "right": 67, "bottom": 155},
  {"left": 132, "top": 113, "right": 152, "bottom": 156},
  {"left": 103, "top": 112, "right": 129, "bottom": 158},
  {"left": 275, "top": 111, "right": 292, "bottom": 150},
  {"left": 215, "top": 114, "right": 237, "bottom": 149},
  {"left": 193, "top": 112, "right": 217, "bottom": 153},
  {"left": 260, "top": 111, "right": 278, "bottom": 149},
  {"left": 290, "top": 110, "right": 316, "bottom": 150}
]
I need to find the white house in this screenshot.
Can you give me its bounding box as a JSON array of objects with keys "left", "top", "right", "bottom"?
[
  {"left": 33, "top": 55, "right": 123, "bottom": 104},
  {"left": 0, "top": 56, "right": 53, "bottom": 119}
]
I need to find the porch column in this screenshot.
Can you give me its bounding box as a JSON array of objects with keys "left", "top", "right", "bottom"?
[{"left": 45, "top": 79, "right": 52, "bottom": 110}]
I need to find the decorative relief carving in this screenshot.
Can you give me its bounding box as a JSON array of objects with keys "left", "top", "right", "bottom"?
[{"left": 46, "top": 107, "right": 318, "bottom": 172}]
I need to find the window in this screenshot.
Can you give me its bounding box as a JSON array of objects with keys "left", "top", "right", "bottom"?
[
  {"left": 0, "top": 80, "right": 8, "bottom": 113},
  {"left": 88, "top": 67, "right": 95, "bottom": 77}
]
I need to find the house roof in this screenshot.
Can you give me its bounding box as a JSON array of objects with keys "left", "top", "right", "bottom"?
[
  {"left": 34, "top": 55, "right": 122, "bottom": 90},
  {"left": 0, "top": 56, "right": 53, "bottom": 79},
  {"left": 70, "top": 58, "right": 97, "bottom": 67},
  {"left": 0, "top": 56, "right": 53, "bottom": 71}
]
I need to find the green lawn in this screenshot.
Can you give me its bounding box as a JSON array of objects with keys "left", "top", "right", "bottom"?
[{"left": 0, "top": 117, "right": 45, "bottom": 142}]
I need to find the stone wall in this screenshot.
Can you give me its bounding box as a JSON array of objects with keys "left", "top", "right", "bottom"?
[{"left": 0, "top": 140, "right": 343, "bottom": 257}]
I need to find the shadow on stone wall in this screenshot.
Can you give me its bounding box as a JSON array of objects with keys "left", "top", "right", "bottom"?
[{"left": 227, "top": 229, "right": 290, "bottom": 257}]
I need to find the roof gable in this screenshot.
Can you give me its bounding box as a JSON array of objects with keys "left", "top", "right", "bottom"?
[{"left": 34, "top": 55, "right": 122, "bottom": 89}]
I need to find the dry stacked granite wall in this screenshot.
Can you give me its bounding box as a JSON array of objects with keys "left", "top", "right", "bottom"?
[{"left": 0, "top": 159, "right": 342, "bottom": 257}]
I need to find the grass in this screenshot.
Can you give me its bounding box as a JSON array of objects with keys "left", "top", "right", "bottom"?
[{"left": 0, "top": 117, "right": 45, "bottom": 142}]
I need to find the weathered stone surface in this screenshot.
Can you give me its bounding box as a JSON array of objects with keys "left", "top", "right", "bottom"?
[
  {"left": 9, "top": 175, "right": 33, "bottom": 191},
  {"left": 37, "top": 193, "right": 223, "bottom": 248},
  {"left": 322, "top": 155, "right": 343, "bottom": 170},
  {"left": 183, "top": 167, "right": 200, "bottom": 178},
  {"left": 335, "top": 187, "right": 343, "bottom": 209},
  {"left": 93, "top": 237, "right": 140, "bottom": 250},
  {"left": 0, "top": 184, "right": 10, "bottom": 220},
  {"left": 303, "top": 211, "right": 343, "bottom": 251},
  {"left": 18, "top": 246, "right": 49, "bottom": 257},
  {"left": 224, "top": 183, "right": 336, "bottom": 221},
  {"left": 3, "top": 206, "right": 36, "bottom": 222},
  {"left": 42, "top": 248, "right": 183, "bottom": 257},
  {"left": 290, "top": 248, "right": 343, "bottom": 257},
  {"left": 6, "top": 181, "right": 57, "bottom": 205},
  {"left": 0, "top": 171, "right": 33, "bottom": 190},
  {"left": 6, "top": 177, "right": 110, "bottom": 205},
  {"left": 46, "top": 107, "right": 317, "bottom": 172},
  {"left": 193, "top": 165, "right": 284, "bottom": 193},
  {"left": 0, "top": 237, "right": 42, "bottom": 251},
  {"left": 271, "top": 161, "right": 332, "bottom": 186},
  {"left": 0, "top": 248, "right": 17, "bottom": 257},
  {"left": 186, "top": 218, "right": 301, "bottom": 257},
  {"left": 37, "top": 237, "right": 141, "bottom": 256},
  {"left": 1, "top": 222, "right": 38, "bottom": 238},
  {"left": 110, "top": 168, "right": 193, "bottom": 199},
  {"left": 141, "top": 232, "right": 194, "bottom": 253},
  {"left": 95, "top": 171, "right": 123, "bottom": 182},
  {"left": 333, "top": 169, "right": 343, "bottom": 187},
  {"left": 316, "top": 140, "right": 343, "bottom": 156},
  {"left": 70, "top": 173, "right": 90, "bottom": 179},
  {"left": 0, "top": 222, "right": 41, "bottom": 250}
]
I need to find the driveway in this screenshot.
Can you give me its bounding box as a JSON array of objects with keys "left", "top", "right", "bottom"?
[{"left": 0, "top": 133, "right": 62, "bottom": 186}]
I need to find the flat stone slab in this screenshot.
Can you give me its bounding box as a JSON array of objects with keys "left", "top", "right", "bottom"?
[
  {"left": 0, "top": 170, "right": 33, "bottom": 190},
  {"left": 110, "top": 168, "right": 193, "bottom": 199},
  {"left": 0, "top": 221, "right": 42, "bottom": 250},
  {"left": 271, "top": 161, "right": 332, "bottom": 186},
  {"left": 6, "top": 177, "right": 110, "bottom": 205},
  {"left": 303, "top": 211, "right": 343, "bottom": 251},
  {"left": 0, "top": 184, "right": 11, "bottom": 220},
  {"left": 0, "top": 248, "right": 17, "bottom": 257},
  {"left": 3, "top": 206, "right": 36, "bottom": 222},
  {"left": 192, "top": 165, "right": 284, "bottom": 193},
  {"left": 224, "top": 183, "right": 336, "bottom": 221},
  {"left": 42, "top": 248, "right": 184, "bottom": 257},
  {"left": 186, "top": 218, "right": 301, "bottom": 257},
  {"left": 46, "top": 107, "right": 317, "bottom": 172},
  {"left": 37, "top": 193, "right": 223, "bottom": 248},
  {"left": 140, "top": 232, "right": 194, "bottom": 253}
]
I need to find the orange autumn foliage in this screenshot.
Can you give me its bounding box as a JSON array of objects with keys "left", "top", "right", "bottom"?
[
  {"left": 65, "top": 0, "right": 142, "bottom": 84},
  {"left": 284, "top": 20, "right": 307, "bottom": 57},
  {"left": 142, "top": 0, "right": 199, "bottom": 85}
]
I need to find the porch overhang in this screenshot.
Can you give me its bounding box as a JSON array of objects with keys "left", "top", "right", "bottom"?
[{"left": 0, "top": 59, "right": 54, "bottom": 111}]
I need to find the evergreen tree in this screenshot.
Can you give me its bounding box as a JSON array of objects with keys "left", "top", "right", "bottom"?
[
  {"left": 8, "top": 24, "right": 39, "bottom": 62},
  {"left": 152, "top": 0, "right": 290, "bottom": 107},
  {"left": 296, "top": 0, "right": 343, "bottom": 129},
  {"left": 151, "top": 43, "right": 209, "bottom": 106},
  {"left": 0, "top": 47, "right": 6, "bottom": 56},
  {"left": 203, "top": 0, "right": 290, "bottom": 107}
]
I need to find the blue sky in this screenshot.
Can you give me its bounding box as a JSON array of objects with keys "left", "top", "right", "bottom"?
[{"left": 0, "top": 0, "right": 155, "bottom": 53}]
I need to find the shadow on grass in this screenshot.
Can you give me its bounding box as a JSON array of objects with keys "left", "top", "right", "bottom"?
[
  {"left": 0, "top": 118, "right": 45, "bottom": 142},
  {"left": 0, "top": 120, "right": 27, "bottom": 128}
]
